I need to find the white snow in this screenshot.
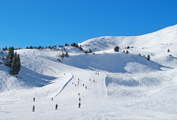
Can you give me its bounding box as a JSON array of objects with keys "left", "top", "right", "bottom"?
[{"left": 0, "top": 24, "right": 177, "bottom": 119}]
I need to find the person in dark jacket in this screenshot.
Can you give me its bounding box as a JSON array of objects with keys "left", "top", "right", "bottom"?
[
  {"left": 32, "top": 105, "right": 35, "bottom": 112},
  {"left": 78, "top": 103, "right": 81, "bottom": 108},
  {"left": 33, "top": 98, "right": 35, "bottom": 102},
  {"left": 55, "top": 104, "right": 58, "bottom": 110}
]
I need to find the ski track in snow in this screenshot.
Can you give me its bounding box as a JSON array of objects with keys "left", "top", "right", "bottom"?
[{"left": 54, "top": 74, "right": 74, "bottom": 96}]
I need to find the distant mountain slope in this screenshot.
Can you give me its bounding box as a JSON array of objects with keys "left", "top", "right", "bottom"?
[{"left": 79, "top": 24, "right": 177, "bottom": 52}]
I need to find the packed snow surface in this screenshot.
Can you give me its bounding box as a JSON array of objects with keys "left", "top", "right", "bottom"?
[{"left": 0, "top": 24, "right": 177, "bottom": 119}]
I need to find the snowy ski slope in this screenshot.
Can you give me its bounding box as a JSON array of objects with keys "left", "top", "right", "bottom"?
[{"left": 0, "top": 24, "right": 177, "bottom": 119}]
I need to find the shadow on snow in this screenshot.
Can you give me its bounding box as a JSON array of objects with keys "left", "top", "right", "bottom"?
[{"left": 19, "top": 66, "right": 57, "bottom": 87}]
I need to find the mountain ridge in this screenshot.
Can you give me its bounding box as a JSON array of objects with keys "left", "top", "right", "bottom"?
[{"left": 79, "top": 24, "right": 177, "bottom": 52}]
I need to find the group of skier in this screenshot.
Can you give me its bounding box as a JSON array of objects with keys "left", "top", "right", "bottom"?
[
  {"left": 32, "top": 73, "right": 100, "bottom": 112},
  {"left": 78, "top": 93, "right": 81, "bottom": 108},
  {"left": 32, "top": 97, "right": 35, "bottom": 112},
  {"left": 95, "top": 72, "right": 99, "bottom": 75},
  {"left": 75, "top": 76, "right": 99, "bottom": 108},
  {"left": 73, "top": 78, "right": 88, "bottom": 89},
  {"left": 32, "top": 97, "right": 58, "bottom": 112}
]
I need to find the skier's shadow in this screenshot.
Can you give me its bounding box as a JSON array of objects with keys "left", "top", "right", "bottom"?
[{"left": 0, "top": 110, "right": 11, "bottom": 113}]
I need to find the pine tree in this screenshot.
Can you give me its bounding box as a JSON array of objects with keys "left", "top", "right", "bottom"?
[
  {"left": 126, "top": 50, "right": 129, "bottom": 54},
  {"left": 17, "top": 54, "right": 21, "bottom": 74},
  {"left": 85, "top": 51, "right": 88, "bottom": 54},
  {"left": 89, "top": 49, "right": 92, "bottom": 53},
  {"left": 75, "top": 44, "right": 79, "bottom": 48},
  {"left": 60, "top": 53, "right": 65, "bottom": 58},
  {"left": 78, "top": 46, "right": 83, "bottom": 51},
  {"left": 71, "top": 43, "right": 76, "bottom": 47},
  {"left": 114, "top": 46, "right": 119, "bottom": 52},
  {"left": 10, "top": 56, "right": 18, "bottom": 75},
  {"left": 4, "top": 46, "right": 7, "bottom": 51},
  {"left": 65, "top": 52, "right": 69, "bottom": 57},
  {"left": 10, "top": 52, "right": 21, "bottom": 75},
  {"left": 65, "top": 43, "right": 69, "bottom": 46},
  {"left": 147, "top": 54, "right": 150, "bottom": 61},
  {"left": 38, "top": 46, "right": 41, "bottom": 49},
  {"left": 29, "top": 46, "right": 33, "bottom": 49},
  {"left": 5, "top": 47, "right": 14, "bottom": 67}
]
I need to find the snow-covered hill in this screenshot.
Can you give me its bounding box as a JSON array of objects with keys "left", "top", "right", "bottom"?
[
  {"left": 80, "top": 24, "right": 177, "bottom": 52},
  {"left": 0, "top": 24, "right": 177, "bottom": 119}
]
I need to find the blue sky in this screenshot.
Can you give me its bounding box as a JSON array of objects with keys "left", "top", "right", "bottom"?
[{"left": 0, "top": 0, "right": 177, "bottom": 49}]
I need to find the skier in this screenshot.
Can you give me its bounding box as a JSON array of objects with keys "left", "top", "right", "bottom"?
[
  {"left": 33, "top": 97, "right": 35, "bottom": 102},
  {"left": 32, "top": 105, "right": 35, "bottom": 112},
  {"left": 83, "top": 84, "right": 84, "bottom": 86},
  {"left": 78, "top": 103, "right": 81, "bottom": 108},
  {"left": 85, "top": 86, "right": 87, "bottom": 89},
  {"left": 79, "top": 98, "right": 81, "bottom": 101},
  {"left": 51, "top": 97, "right": 53, "bottom": 101},
  {"left": 55, "top": 104, "right": 58, "bottom": 110}
]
